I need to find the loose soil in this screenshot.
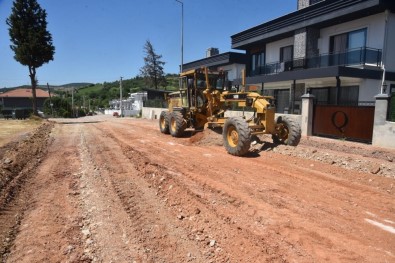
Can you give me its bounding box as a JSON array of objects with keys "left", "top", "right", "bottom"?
[{"left": 0, "top": 115, "right": 394, "bottom": 262}]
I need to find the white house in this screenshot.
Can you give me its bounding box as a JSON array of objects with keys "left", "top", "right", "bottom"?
[{"left": 107, "top": 92, "right": 147, "bottom": 116}]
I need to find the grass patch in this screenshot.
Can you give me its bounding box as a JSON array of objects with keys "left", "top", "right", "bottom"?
[{"left": 0, "top": 119, "right": 43, "bottom": 147}]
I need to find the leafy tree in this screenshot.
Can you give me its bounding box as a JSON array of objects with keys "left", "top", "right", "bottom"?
[
  {"left": 7, "top": 0, "right": 55, "bottom": 116},
  {"left": 139, "top": 40, "right": 167, "bottom": 89},
  {"left": 43, "top": 96, "right": 72, "bottom": 118}
]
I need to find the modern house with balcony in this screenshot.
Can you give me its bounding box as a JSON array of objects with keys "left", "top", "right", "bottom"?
[{"left": 231, "top": 0, "right": 395, "bottom": 144}]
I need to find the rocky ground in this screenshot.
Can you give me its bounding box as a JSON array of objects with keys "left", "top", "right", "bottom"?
[{"left": 0, "top": 115, "right": 394, "bottom": 262}]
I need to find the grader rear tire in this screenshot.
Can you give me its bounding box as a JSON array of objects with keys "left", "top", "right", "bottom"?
[
  {"left": 159, "top": 111, "right": 170, "bottom": 134},
  {"left": 169, "top": 111, "right": 186, "bottom": 137},
  {"left": 223, "top": 117, "right": 251, "bottom": 156},
  {"left": 272, "top": 116, "right": 301, "bottom": 146}
]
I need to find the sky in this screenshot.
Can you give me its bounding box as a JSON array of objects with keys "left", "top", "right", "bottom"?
[{"left": 0, "top": 0, "right": 297, "bottom": 88}]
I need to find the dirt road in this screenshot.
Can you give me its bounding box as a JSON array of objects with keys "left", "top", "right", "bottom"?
[{"left": 0, "top": 115, "right": 394, "bottom": 262}]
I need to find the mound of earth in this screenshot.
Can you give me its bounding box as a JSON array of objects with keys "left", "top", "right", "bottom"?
[
  {"left": 189, "top": 128, "right": 223, "bottom": 146},
  {"left": 0, "top": 121, "right": 54, "bottom": 204}
]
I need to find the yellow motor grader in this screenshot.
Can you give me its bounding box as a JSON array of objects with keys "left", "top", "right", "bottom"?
[{"left": 159, "top": 68, "right": 301, "bottom": 156}]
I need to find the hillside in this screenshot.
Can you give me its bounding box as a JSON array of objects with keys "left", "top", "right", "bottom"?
[
  {"left": 48, "top": 74, "right": 180, "bottom": 111},
  {"left": 0, "top": 75, "right": 179, "bottom": 116},
  {"left": 0, "top": 83, "right": 92, "bottom": 93}
]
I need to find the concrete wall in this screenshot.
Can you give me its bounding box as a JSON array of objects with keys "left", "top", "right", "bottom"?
[
  {"left": 105, "top": 109, "right": 140, "bottom": 117},
  {"left": 359, "top": 79, "right": 381, "bottom": 102},
  {"left": 142, "top": 107, "right": 163, "bottom": 120},
  {"left": 105, "top": 109, "right": 120, "bottom": 115},
  {"left": 372, "top": 95, "right": 395, "bottom": 148},
  {"left": 266, "top": 37, "right": 294, "bottom": 63},
  {"left": 373, "top": 121, "right": 395, "bottom": 148}
]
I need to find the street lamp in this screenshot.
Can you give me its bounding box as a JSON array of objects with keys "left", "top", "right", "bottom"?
[{"left": 175, "top": 0, "right": 183, "bottom": 73}]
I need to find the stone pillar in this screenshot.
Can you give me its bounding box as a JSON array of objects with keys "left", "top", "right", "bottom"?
[
  {"left": 301, "top": 93, "right": 315, "bottom": 136},
  {"left": 372, "top": 94, "right": 394, "bottom": 147},
  {"left": 294, "top": 28, "right": 307, "bottom": 59},
  {"left": 293, "top": 27, "right": 319, "bottom": 69}
]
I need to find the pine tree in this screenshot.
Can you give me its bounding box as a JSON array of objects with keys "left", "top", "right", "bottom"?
[
  {"left": 139, "top": 40, "right": 167, "bottom": 90},
  {"left": 7, "top": 0, "right": 55, "bottom": 115}
]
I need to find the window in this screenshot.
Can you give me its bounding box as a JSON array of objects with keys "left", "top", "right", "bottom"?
[
  {"left": 330, "top": 28, "right": 367, "bottom": 65},
  {"left": 280, "top": 45, "right": 293, "bottom": 71},
  {"left": 280, "top": 45, "right": 293, "bottom": 62},
  {"left": 330, "top": 29, "right": 367, "bottom": 52},
  {"left": 262, "top": 89, "right": 290, "bottom": 113},
  {"left": 251, "top": 51, "right": 265, "bottom": 75},
  {"left": 348, "top": 29, "right": 366, "bottom": 49},
  {"left": 311, "top": 86, "right": 359, "bottom": 106},
  {"left": 338, "top": 86, "right": 359, "bottom": 106}
]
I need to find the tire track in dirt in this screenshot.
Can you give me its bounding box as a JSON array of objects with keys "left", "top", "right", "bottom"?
[
  {"left": 100, "top": 118, "right": 395, "bottom": 262},
  {"left": 77, "top": 126, "right": 144, "bottom": 262},
  {"left": 78, "top": 124, "right": 207, "bottom": 262},
  {"left": 4, "top": 123, "right": 86, "bottom": 263},
  {"left": 97, "top": 123, "right": 307, "bottom": 262},
  {"left": 3, "top": 116, "right": 393, "bottom": 262}
]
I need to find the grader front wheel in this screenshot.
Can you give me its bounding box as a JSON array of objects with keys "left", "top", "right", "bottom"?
[
  {"left": 169, "top": 111, "right": 186, "bottom": 137},
  {"left": 159, "top": 111, "right": 170, "bottom": 134},
  {"left": 223, "top": 117, "right": 251, "bottom": 156},
  {"left": 272, "top": 116, "right": 301, "bottom": 146}
]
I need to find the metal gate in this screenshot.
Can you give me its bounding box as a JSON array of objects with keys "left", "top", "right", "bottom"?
[{"left": 313, "top": 105, "right": 375, "bottom": 142}]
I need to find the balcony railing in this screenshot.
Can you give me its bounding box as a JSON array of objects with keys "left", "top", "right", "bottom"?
[{"left": 251, "top": 47, "right": 382, "bottom": 76}]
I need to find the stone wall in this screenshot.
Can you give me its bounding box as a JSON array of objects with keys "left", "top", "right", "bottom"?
[{"left": 294, "top": 28, "right": 307, "bottom": 58}]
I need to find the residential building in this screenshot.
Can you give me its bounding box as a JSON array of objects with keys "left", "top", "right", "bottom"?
[
  {"left": 231, "top": 0, "right": 395, "bottom": 144},
  {"left": 0, "top": 88, "right": 50, "bottom": 118},
  {"left": 108, "top": 92, "right": 147, "bottom": 117}
]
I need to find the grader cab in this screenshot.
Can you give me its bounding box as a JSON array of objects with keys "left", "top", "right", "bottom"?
[{"left": 159, "top": 68, "right": 301, "bottom": 156}]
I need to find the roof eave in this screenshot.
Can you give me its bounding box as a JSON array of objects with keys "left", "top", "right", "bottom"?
[{"left": 232, "top": 0, "right": 388, "bottom": 50}]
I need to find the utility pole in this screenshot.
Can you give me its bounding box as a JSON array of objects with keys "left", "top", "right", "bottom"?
[
  {"left": 71, "top": 87, "right": 74, "bottom": 118},
  {"left": 46, "top": 83, "right": 54, "bottom": 117},
  {"left": 120, "top": 77, "right": 123, "bottom": 117}
]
